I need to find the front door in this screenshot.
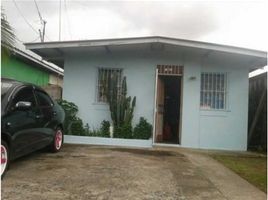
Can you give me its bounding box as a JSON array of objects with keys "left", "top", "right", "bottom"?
[
  {"left": 155, "top": 76, "right": 165, "bottom": 142},
  {"left": 154, "top": 65, "right": 183, "bottom": 145}
]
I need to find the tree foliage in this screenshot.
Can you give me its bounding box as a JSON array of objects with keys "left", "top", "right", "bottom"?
[{"left": 1, "top": 7, "right": 15, "bottom": 58}]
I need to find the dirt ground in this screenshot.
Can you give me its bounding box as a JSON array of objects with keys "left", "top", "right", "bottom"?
[{"left": 1, "top": 144, "right": 235, "bottom": 200}]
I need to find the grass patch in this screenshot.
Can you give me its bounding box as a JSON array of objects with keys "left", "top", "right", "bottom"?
[{"left": 212, "top": 154, "right": 267, "bottom": 193}]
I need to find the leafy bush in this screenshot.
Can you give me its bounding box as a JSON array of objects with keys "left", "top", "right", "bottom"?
[
  {"left": 57, "top": 99, "right": 85, "bottom": 135},
  {"left": 83, "top": 121, "right": 110, "bottom": 137},
  {"left": 70, "top": 118, "right": 85, "bottom": 135},
  {"left": 133, "top": 117, "right": 152, "bottom": 139},
  {"left": 100, "top": 120, "right": 110, "bottom": 137},
  {"left": 114, "top": 123, "right": 133, "bottom": 139}
]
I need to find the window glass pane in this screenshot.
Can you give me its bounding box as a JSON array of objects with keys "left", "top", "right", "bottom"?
[
  {"left": 212, "top": 91, "right": 216, "bottom": 109},
  {"left": 12, "top": 88, "right": 36, "bottom": 109},
  {"left": 98, "top": 68, "right": 122, "bottom": 102},
  {"left": 35, "top": 91, "right": 53, "bottom": 107},
  {"left": 213, "top": 74, "right": 216, "bottom": 91},
  {"left": 221, "top": 74, "right": 225, "bottom": 91},
  {"left": 200, "top": 72, "right": 226, "bottom": 110},
  {"left": 209, "top": 73, "right": 212, "bottom": 91}
]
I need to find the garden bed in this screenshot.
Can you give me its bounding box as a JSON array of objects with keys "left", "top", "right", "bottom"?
[{"left": 64, "top": 135, "right": 153, "bottom": 148}]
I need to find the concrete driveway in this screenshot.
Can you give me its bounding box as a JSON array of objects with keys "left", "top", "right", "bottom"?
[{"left": 1, "top": 144, "right": 266, "bottom": 200}]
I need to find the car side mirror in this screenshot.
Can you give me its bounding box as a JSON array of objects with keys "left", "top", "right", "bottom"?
[{"left": 15, "top": 101, "right": 32, "bottom": 110}]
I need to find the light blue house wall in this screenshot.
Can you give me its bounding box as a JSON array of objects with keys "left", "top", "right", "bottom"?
[
  {"left": 180, "top": 57, "right": 249, "bottom": 150},
  {"left": 63, "top": 49, "right": 249, "bottom": 151}
]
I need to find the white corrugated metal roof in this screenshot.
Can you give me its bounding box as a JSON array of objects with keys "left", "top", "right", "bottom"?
[
  {"left": 25, "top": 36, "right": 267, "bottom": 70},
  {"left": 13, "top": 41, "right": 64, "bottom": 76},
  {"left": 26, "top": 36, "right": 267, "bottom": 58}
]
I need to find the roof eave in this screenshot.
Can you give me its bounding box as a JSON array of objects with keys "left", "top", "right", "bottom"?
[{"left": 25, "top": 36, "right": 267, "bottom": 58}]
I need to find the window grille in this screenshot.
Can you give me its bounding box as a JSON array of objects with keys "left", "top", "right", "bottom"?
[
  {"left": 157, "top": 65, "right": 183, "bottom": 75},
  {"left": 97, "top": 68, "right": 122, "bottom": 102},
  {"left": 200, "top": 73, "right": 227, "bottom": 110}
]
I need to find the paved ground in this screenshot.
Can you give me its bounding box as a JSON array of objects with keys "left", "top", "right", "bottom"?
[{"left": 1, "top": 144, "right": 266, "bottom": 200}]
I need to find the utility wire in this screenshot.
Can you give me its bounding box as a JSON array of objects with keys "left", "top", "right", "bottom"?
[
  {"left": 32, "top": 0, "right": 52, "bottom": 42},
  {"left": 33, "top": 0, "right": 43, "bottom": 23},
  {"left": 33, "top": 0, "right": 47, "bottom": 42},
  {"left": 12, "top": 0, "right": 39, "bottom": 35}
]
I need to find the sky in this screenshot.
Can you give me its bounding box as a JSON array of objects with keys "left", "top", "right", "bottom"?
[{"left": 1, "top": 0, "right": 267, "bottom": 74}]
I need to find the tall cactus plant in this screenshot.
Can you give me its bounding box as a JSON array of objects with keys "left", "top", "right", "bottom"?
[{"left": 106, "top": 74, "right": 136, "bottom": 131}]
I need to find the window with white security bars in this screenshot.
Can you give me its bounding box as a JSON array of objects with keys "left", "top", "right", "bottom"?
[
  {"left": 97, "top": 68, "right": 122, "bottom": 102},
  {"left": 200, "top": 73, "right": 227, "bottom": 110}
]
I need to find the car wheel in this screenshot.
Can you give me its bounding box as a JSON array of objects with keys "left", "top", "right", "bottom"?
[
  {"left": 1, "top": 141, "right": 9, "bottom": 179},
  {"left": 50, "top": 128, "right": 64, "bottom": 153}
]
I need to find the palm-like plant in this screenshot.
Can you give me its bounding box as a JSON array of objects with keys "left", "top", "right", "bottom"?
[{"left": 1, "top": 7, "right": 15, "bottom": 57}]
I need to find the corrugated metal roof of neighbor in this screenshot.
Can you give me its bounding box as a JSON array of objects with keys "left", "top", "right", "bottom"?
[{"left": 12, "top": 41, "right": 64, "bottom": 76}]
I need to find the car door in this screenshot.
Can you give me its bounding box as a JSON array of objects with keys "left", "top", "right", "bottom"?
[
  {"left": 34, "top": 89, "right": 56, "bottom": 144},
  {"left": 3, "top": 86, "right": 41, "bottom": 158}
]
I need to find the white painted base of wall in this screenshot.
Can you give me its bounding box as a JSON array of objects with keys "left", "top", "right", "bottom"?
[
  {"left": 64, "top": 135, "right": 153, "bottom": 148},
  {"left": 153, "top": 143, "right": 181, "bottom": 148}
]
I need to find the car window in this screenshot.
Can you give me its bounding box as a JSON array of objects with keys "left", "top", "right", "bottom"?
[
  {"left": 35, "top": 90, "right": 54, "bottom": 107},
  {"left": 11, "top": 87, "right": 36, "bottom": 109}
]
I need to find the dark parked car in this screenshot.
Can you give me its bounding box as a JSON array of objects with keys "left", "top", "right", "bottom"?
[{"left": 1, "top": 78, "right": 65, "bottom": 178}]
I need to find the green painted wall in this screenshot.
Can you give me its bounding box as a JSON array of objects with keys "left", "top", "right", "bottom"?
[{"left": 1, "top": 55, "right": 49, "bottom": 86}]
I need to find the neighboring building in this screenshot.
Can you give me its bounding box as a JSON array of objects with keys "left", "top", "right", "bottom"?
[
  {"left": 26, "top": 36, "right": 267, "bottom": 150},
  {"left": 1, "top": 46, "right": 64, "bottom": 99},
  {"left": 248, "top": 72, "right": 267, "bottom": 151}
]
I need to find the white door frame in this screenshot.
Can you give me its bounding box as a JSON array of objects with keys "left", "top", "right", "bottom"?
[{"left": 152, "top": 68, "right": 158, "bottom": 145}]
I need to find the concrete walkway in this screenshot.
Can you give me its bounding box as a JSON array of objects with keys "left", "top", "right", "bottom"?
[{"left": 178, "top": 148, "right": 267, "bottom": 200}]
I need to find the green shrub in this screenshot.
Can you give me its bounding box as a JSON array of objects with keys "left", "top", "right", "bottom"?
[
  {"left": 100, "top": 120, "right": 110, "bottom": 137},
  {"left": 82, "top": 121, "right": 111, "bottom": 138},
  {"left": 57, "top": 99, "right": 85, "bottom": 135},
  {"left": 71, "top": 117, "right": 85, "bottom": 135},
  {"left": 133, "top": 117, "right": 152, "bottom": 139},
  {"left": 114, "top": 123, "right": 133, "bottom": 139}
]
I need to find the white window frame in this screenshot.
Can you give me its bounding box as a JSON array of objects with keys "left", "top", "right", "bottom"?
[
  {"left": 200, "top": 72, "right": 227, "bottom": 110},
  {"left": 96, "top": 68, "right": 123, "bottom": 103}
]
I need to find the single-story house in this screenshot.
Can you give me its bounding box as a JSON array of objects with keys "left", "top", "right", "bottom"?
[{"left": 25, "top": 36, "right": 267, "bottom": 150}]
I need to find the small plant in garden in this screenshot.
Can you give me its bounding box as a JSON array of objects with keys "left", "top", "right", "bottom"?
[
  {"left": 100, "top": 120, "right": 110, "bottom": 137},
  {"left": 84, "top": 123, "right": 90, "bottom": 135},
  {"left": 133, "top": 117, "right": 152, "bottom": 139}
]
